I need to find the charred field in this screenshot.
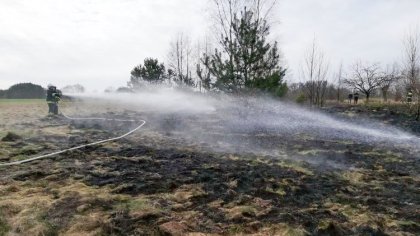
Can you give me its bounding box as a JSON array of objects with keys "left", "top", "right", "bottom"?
[{"left": 0, "top": 97, "right": 419, "bottom": 236}]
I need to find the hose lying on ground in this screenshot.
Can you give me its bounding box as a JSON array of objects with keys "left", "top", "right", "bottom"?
[{"left": 0, "top": 113, "right": 146, "bottom": 166}]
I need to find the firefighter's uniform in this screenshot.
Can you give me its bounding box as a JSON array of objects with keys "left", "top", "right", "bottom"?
[
  {"left": 407, "top": 90, "right": 413, "bottom": 104},
  {"left": 46, "top": 85, "right": 62, "bottom": 115}
]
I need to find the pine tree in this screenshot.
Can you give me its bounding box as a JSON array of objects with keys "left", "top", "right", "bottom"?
[
  {"left": 129, "top": 58, "right": 166, "bottom": 88},
  {"left": 202, "top": 7, "right": 287, "bottom": 96}
]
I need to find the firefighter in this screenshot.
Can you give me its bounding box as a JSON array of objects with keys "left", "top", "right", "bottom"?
[
  {"left": 407, "top": 90, "right": 413, "bottom": 104},
  {"left": 354, "top": 92, "right": 359, "bottom": 104},
  {"left": 348, "top": 93, "right": 353, "bottom": 104},
  {"left": 46, "top": 85, "right": 62, "bottom": 115}
]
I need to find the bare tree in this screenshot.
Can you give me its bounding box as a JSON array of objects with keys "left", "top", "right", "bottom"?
[
  {"left": 168, "top": 33, "right": 194, "bottom": 87},
  {"left": 381, "top": 64, "right": 400, "bottom": 103},
  {"left": 403, "top": 27, "right": 420, "bottom": 120},
  {"left": 335, "top": 62, "right": 344, "bottom": 102},
  {"left": 301, "top": 38, "right": 329, "bottom": 107},
  {"left": 344, "top": 62, "right": 385, "bottom": 103},
  {"left": 196, "top": 35, "right": 213, "bottom": 92}
]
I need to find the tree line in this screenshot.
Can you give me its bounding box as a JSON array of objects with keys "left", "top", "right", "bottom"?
[
  {"left": 0, "top": 83, "right": 85, "bottom": 99},
  {"left": 118, "top": 0, "right": 420, "bottom": 119},
  {"left": 286, "top": 27, "right": 420, "bottom": 119},
  {"left": 125, "top": 0, "right": 288, "bottom": 98},
  {"left": 0, "top": 83, "right": 45, "bottom": 99}
]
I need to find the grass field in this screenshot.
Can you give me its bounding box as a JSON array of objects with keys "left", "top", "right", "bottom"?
[
  {"left": 0, "top": 98, "right": 419, "bottom": 235},
  {"left": 0, "top": 99, "right": 44, "bottom": 103}
]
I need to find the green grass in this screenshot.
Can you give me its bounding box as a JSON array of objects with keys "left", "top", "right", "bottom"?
[
  {"left": 227, "top": 224, "right": 245, "bottom": 234},
  {"left": 0, "top": 215, "right": 10, "bottom": 236},
  {"left": 114, "top": 198, "right": 164, "bottom": 215},
  {"left": 0, "top": 99, "right": 44, "bottom": 104}
]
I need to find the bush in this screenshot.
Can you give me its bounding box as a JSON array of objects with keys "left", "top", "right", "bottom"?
[
  {"left": 116, "top": 87, "right": 133, "bottom": 93},
  {"left": 6, "top": 83, "right": 45, "bottom": 99},
  {"left": 296, "top": 93, "right": 307, "bottom": 104},
  {"left": 1, "top": 132, "right": 22, "bottom": 142}
]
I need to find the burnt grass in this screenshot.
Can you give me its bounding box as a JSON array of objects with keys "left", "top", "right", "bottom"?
[
  {"left": 84, "top": 144, "right": 419, "bottom": 235},
  {"left": 323, "top": 103, "right": 420, "bottom": 134},
  {"left": 1, "top": 106, "right": 419, "bottom": 235}
]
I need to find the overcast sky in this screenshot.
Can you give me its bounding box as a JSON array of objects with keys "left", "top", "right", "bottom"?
[{"left": 0, "top": 0, "right": 419, "bottom": 91}]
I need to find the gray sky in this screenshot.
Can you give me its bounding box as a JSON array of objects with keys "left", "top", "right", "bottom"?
[{"left": 0, "top": 0, "right": 419, "bottom": 91}]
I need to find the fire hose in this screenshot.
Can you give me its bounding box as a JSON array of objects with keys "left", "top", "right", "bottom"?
[{"left": 0, "top": 111, "right": 146, "bottom": 167}]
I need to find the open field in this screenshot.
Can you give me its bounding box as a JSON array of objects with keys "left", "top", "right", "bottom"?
[{"left": 0, "top": 98, "right": 419, "bottom": 235}]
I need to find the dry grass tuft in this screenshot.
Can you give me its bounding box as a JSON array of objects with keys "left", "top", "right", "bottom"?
[{"left": 165, "top": 184, "right": 207, "bottom": 203}]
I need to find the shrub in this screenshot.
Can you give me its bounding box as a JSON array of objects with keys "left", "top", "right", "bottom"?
[{"left": 296, "top": 93, "right": 307, "bottom": 104}]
